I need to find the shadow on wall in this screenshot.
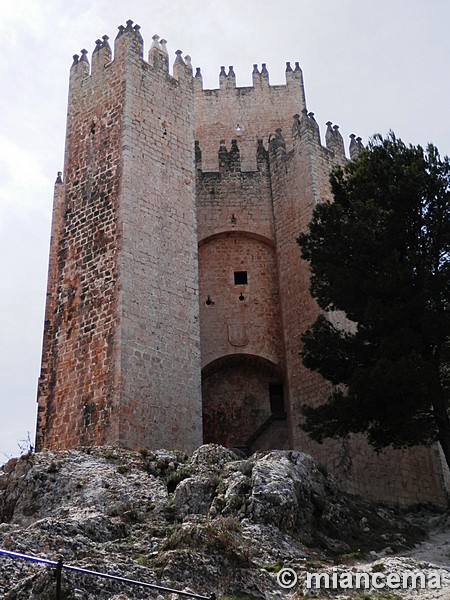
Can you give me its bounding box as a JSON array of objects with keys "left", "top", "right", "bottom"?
[{"left": 202, "top": 354, "right": 289, "bottom": 453}]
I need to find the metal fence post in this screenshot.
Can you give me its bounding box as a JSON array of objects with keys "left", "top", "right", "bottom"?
[
  {"left": 55, "top": 557, "right": 63, "bottom": 600},
  {"left": 0, "top": 548, "right": 212, "bottom": 599}
]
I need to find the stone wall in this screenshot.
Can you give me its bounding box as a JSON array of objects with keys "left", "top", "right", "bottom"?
[
  {"left": 194, "top": 63, "right": 306, "bottom": 171},
  {"left": 117, "top": 25, "right": 202, "bottom": 451},
  {"left": 267, "top": 112, "right": 449, "bottom": 506},
  {"left": 36, "top": 21, "right": 450, "bottom": 506},
  {"left": 37, "top": 22, "right": 202, "bottom": 453},
  {"left": 195, "top": 134, "right": 288, "bottom": 448},
  {"left": 36, "top": 35, "right": 125, "bottom": 450}
]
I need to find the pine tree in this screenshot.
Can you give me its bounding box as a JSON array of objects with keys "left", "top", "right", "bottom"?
[{"left": 297, "top": 133, "right": 450, "bottom": 469}]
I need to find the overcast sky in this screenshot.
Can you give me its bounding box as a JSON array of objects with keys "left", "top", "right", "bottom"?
[{"left": 0, "top": 0, "right": 448, "bottom": 462}]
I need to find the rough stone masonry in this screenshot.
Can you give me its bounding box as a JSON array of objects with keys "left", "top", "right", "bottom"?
[{"left": 35, "top": 20, "right": 450, "bottom": 506}]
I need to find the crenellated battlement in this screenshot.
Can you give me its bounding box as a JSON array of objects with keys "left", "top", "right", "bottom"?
[
  {"left": 38, "top": 17, "right": 449, "bottom": 508},
  {"left": 114, "top": 19, "right": 144, "bottom": 59},
  {"left": 193, "top": 60, "right": 303, "bottom": 93},
  {"left": 66, "top": 21, "right": 363, "bottom": 170},
  {"left": 349, "top": 133, "right": 365, "bottom": 158},
  {"left": 68, "top": 20, "right": 193, "bottom": 91},
  {"left": 195, "top": 110, "right": 364, "bottom": 172},
  {"left": 291, "top": 110, "right": 364, "bottom": 160},
  {"left": 92, "top": 35, "right": 112, "bottom": 72},
  {"left": 148, "top": 34, "right": 169, "bottom": 71},
  {"left": 195, "top": 138, "right": 271, "bottom": 178},
  {"left": 194, "top": 61, "right": 306, "bottom": 171}
]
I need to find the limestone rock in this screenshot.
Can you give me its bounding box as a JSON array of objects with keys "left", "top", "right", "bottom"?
[{"left": 0, "top": 445, "right": 445, "bottom": 599}]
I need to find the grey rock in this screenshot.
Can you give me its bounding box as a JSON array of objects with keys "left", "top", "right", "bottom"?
[{"left": 0, "top": 445, "right": 441, "bottom": 599}]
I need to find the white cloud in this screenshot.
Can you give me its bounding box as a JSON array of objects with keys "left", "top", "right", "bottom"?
[{"left": 0, "top": 135, "right": 50, "bottom": 218}]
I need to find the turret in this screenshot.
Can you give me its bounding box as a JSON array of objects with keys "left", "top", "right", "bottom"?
[
  {"left": 285, "top": 61, "right": 303, "bottom": 87},
  {"left": 349, "top": 134, "right": 365, "bottom": 159},
  {"left": 114, "top": 20, "right": 144, "bottom": 60},
  {"left": 37, "top": 21, "right": 201, "bottom": 455},
  {"left": 92, "top": 35, "right": 112, "bottom": 73},
  {"left": 69, "top": 48, "right": 89, "bottom": 79},
  {"left": 194, "top": 67, "right": 203, "bottom": 92},
  {"left": 148, "top": 34, "right": 169, "bottom": 71},
  {"left": 291, "top": 109, "right": 321, "bottom": 145},
  {"left": 268, "top": 128, "right": 286, "bottom": 160},
  {"left": 227, "top": 66, "right": 236, "bottom": 88},
  {"left": 173, "top": 49, "right": 192, "bottom": 81},
  {"left": 325, "top": 121, "right": 345, "bottom": 158},
  {"left": 251, "top": 63, "right": 270, "bottom": 87}
]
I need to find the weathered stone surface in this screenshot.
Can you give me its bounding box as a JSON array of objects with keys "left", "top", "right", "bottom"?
[
  {"left": 36, "top": 20, "right": 202, "bottom": 455},
  {"left": 35, "top": 22, "right": 449, "bottom": 508},
  {"left": 1, "top": 445, "right": 445, "bottom": 599}
]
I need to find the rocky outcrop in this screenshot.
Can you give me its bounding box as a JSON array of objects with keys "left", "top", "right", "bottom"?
[{"left": 0, "top": 445, "right": 447, "bottom": 599}]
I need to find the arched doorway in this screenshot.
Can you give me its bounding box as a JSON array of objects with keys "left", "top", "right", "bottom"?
[{"left": 202, "top": 354, "right": 288, "bottom": 452}]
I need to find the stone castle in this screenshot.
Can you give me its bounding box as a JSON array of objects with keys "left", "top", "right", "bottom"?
[{"left": 36, "top": 20, "right": 449, "bottom": 506}]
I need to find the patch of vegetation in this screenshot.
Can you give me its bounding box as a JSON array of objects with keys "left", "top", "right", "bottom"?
[
  {"left": 134, "top": 553, "right": 152, "bottom": 567},
  {"left": 371, "top": 561, "right": 387, "bottom": 572},
  {"left": 148, "top": 523, "right": 173, "bottom": 538},
  {"left": 166, "top": 466, "right": 192, "bottom": 493},
  {"left": 163, "top": 517, "right": 250, "bottom": 566},
  {"left": 174, "top": 450, "right": 189, "bottom": 463},
  {"left": 137, "top": 447, "right": 149, "bottom": 458},
  {"left": 215, "top": 476, "right": 228, "bottom": 495},
  {"left": 262, "top": 562, "right": 283, "bottom": 573},
  {"left": 232, "top": 459, "right": 254, "bottom": 477},
  {"left": 164, "top": 497, "right": 183, "bottom": 523},
  {"left": 46, "top": 461, "right": 60, "bottom": 473},
  {"left": 122, "top": 509, "right": 139, "bottom": 523},
  {"left": 17, "top": 431, "right": 35, "bottom": 459},
  {"left": 315, "top": 500, "right": 425, "bottom": 557},
  {"left": 103, "top": 448, "right": 118, "bottom": 459},
  {"left": 336, "top": 549, "right": 363, "bottom": 563},
  {"left": 156, "top": 458, "right": 169, "bottom": 471},
  {"left": 224, "top": 492, "right": 248, "bottom": 512}
]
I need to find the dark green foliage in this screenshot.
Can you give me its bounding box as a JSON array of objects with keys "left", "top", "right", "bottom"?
[{"left": 297, "top": 133, "right": 450, "bottom": 466}]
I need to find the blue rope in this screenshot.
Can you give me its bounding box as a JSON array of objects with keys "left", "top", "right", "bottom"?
[{"left": 0, "top": 548, "right": 214, "bottom": 600}]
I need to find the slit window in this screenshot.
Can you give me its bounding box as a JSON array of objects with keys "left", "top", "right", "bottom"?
[
  {"left": 234, "top": 271, "right": 247, "bottom": 285},
  {"left": 269, "top": 384, "right": 284, "bottom": 414}
]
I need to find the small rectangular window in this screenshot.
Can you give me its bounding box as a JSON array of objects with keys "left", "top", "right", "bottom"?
[
  {"left": 234, "top": 271, "right": 247, "bottom": 285},
  {"left": 269, "top": 384, "right": 284, "bottom": 414}
]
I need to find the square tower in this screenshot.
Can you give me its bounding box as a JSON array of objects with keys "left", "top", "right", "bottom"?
[{"left": 36, "top": 22, "right": 202, "bottom": 452}]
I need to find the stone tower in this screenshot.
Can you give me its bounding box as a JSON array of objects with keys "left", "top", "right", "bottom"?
[
  {"left": 36, "top": 22, "right": 202, "bottom": 452},
  {"left": 36, "top": 21, "right": 449, "bottom": 505}
]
